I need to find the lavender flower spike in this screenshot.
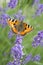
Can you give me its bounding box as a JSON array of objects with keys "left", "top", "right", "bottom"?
[
  {"left": 8, "top": 0, "right": 18, "bottom": 8},
  {"left": 7, "top": 35, "right": 23, "bottom": 65},
  {"left": 15, "top": 34, "right": 23, "bottom": 44},
  {"left": 32, "top": 54, "right": 41, "bottom": 61},
  {"left": 0, "top": 13, "right": 10, "bottom": 28},
  {"left": 38, "top": 30, "right": 43, "bottom": 38},
  {"left": 32, "top": 0, "right": 40, "bottom": 7},
  {"left": 22, "top": 54, "right": 32, "bottom": 65},
  {"left": 10, "top": 35, "right": 24, "bottom": 65},
  {"left": 35, "top": 4, "right": 43, "bottom": 16},
  {"left": 8, "top": 30, "right": 14, "bottom": 39},
  {"left": 32, "top": 36, "right": 41, "bottom": 47},
  {"left": 32, "top": 30, "right": 43, "bottom": 47}
]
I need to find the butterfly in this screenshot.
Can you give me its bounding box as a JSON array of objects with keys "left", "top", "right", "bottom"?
[{"left": 7, "top": 18, "right": 33, "bottom": 36}]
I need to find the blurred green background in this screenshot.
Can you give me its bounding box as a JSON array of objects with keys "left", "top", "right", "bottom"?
[{"left": 0, "top": 0, "right": 43, "bottom": 65}]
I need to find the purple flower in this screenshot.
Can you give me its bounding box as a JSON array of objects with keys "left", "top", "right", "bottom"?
[
  {"left": 38, "top": 31, "right": 43, "bottom": 38},
  {"left": 7, "top": 62, "right": 14, "bottom": 65},
  {"left": 14, "top": 10, "right": 25, "bottom": 21},
  {"left": 8, "top": 0, "right": 18, "bottom": 8},
  {"left": 7, "top": 60, "right": 21, "bottom": 65},
  {"left": 32, "top": 54, "right": 41, "bottom": 61},
  {"left": 32, "top": 30, "right": 43, "bottom": 47},
  {"left": 13, "top": 60, "right": 21, "bottom": 65},
  {"left": 11, "top": 43, "right": 23, "bottom": 60},
  {"left": 32, "top": 35, "right": 41, "bottom": 47},
  {"left": 0, "top": 7, "right": 4, "bottom": 12},
  {"left": 32, "top": 41, "right": 40, "bottom": 47},
  {"left": 38, "top": 4, "right": 43, "bottom": 13},
  {"left": 34, "top": 35, "right": 42, "bottom": 43},
  {"left": 0, "top": 6, "right": 9, "bottom": 13},
  {"left": 15, "top": 35, "right": 23, "bottom": 44},
  {"left": 8, "top": 30, "right": 14, "bottom": 39},
  {"left": 13, "top": 60, "right": 17, "bottom": 65},
  {"left": 0, "top": 13, "right": 10, "bottom": 27},
  {"left": 40, "top": 41, "right": 43, "bottom": 47},
  {"left": 32, "top": 0, "right": 40, "bottom": 7},
  {"left": 34, "top": 4, "right": 43, "bottom": 17},
  {"left": 7, "top": 35, "right": 24, "bottom": 65},
  {"left": 22, "top": 54, "right": 32, "bottom": 65}
]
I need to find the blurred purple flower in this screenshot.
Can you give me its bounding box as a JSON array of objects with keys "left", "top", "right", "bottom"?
[
  {"left": 8, "top": 30, "right": 14, "bottom": 39},
  {"left": 15, "top": 35, "right": 23, "bottom": 44},
  {"left": 32, "top": 0, "right": 40, "bottom": 7},
  {"left": 35, "top": 0, "right": 39, "bottom": 2},
  {"left": 11, "top": 44, "right": 24, "bottom": 60},
  {"left": 38, "top": 31, "right": 43, "bottom": 46},
  {"left": 32, "top": 30, "right": 43, "bottom": 47},
  {"left": 8, "top": 0, "right": 18, "bottom": 8},
  {"left": 32, "top": 35, "right": 42, "bottom": 47},
  {"left": 0, "top": 7, "right": 2, "bottom": 11},
  {"left": 38, "top": 31, "right": 43, "bottom": 38},
  {"left": 7, "top": 62, "right": 14, "bottom": 65},
  {"left": 13, "top": 60, "right": 17, "bottom": 65},
  {"left": 33, "top": 4, "right": 43, "bottom": 17},
  {"left": 40, "top": 41, "right": 43, "bottom": 47},
  {"left": 32, "top": 54, "right": 41, "bottom": 61},
  {"left": 14, "top": 10, "right": 25, "bottom": 21},
  {"left": 0, "top": 13, "right": 10, "bottom": 28},
  {"left": 0, "top": 6, "right": 8, "bottom": 13},
  {"left": 22, "top": 54, "right": 32, "bottom": 65},
  {"left": 7, "top": 35, "right": 23, "bottom": 65},
  {"left": 13, "top": 60, "right": 21, "bottom": 65},
  {"left": 34, "top": 35, "right": 42, "bottom": 43},
  {"left": 35, "top": 4, "right": 43, "bottom": 16},
  {"left": 7, "top": 60, "right": 21, "bottom": 65},
  {"left": 32, "top": 41, "right": 40, "bottom": 47}
]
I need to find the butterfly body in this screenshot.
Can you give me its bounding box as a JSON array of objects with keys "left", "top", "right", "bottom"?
[{"left": 8, "top": 19, "right": 33, "bottom": 36}]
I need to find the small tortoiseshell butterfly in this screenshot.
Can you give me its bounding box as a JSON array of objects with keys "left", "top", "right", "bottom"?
[{"left": 7, "top": 18, "right": 33, "bottom": 36}]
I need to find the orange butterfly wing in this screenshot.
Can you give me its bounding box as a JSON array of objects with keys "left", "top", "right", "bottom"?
[{"left": 20, "top": 23, "right": 33, "bottom": 36}]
